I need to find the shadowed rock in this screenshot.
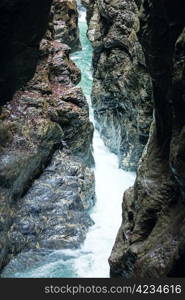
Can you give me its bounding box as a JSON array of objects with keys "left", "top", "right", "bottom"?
[
  {"left": 0, "top": 0, "right": 95, "bottom": 273},
  {"left": 85, "top": 0, "right": 153, "bottom": 171},
  {"left": 109, "top": 0, "right": 185, "bottom": 278}
]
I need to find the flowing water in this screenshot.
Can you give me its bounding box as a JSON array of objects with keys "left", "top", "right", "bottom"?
[{"left": 3, "top": 9, "right": 135, "bottom": 278}]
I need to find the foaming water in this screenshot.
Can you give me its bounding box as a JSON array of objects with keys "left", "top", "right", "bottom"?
[
  {"left": 68, "top": 11, "right": 135, "bottom": 276},
  {"left": 72, "top": 132, "right": 135, "bottom": 277},
  {"left": 4, "top": 9, "right": 135, "bottom": 278}
]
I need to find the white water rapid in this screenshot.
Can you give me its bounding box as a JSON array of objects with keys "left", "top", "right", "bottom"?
[
  {"left": 3, "top": 8, "right": 135, "bottom": 278},
  {"left": 68, "top": 9, "right": 135, "bottom": 277}
]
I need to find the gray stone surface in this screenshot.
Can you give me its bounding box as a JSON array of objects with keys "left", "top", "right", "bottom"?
[
  {"left": 86, "top": 0, "right": 153, "bottom": 171},
  {"left": 109, "top": 0, "right": 185, "bottom": 278}
]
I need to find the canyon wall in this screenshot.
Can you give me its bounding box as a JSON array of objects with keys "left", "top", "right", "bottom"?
[
  {"left": 109, "top": 0, "right": 185, "bottom": 278},
  {"left": 0, "top": 0, "right": 52, "bottom": 105},
  {"left": 84, "top": 0, "right": 153, "bottom": 170},
  {"left": 0, "top": 0, "right": 95, "bottom": 274}
]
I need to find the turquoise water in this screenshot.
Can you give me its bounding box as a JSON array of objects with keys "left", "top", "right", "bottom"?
[
  {"left": 72, "top": 16, "right": 93, "bottom": 99},
  {"left": 2, "top": 10, "right": 135, "bottom": 278},
  {"left": 71, "top": 13, "right": 94, "bottom": 124}
]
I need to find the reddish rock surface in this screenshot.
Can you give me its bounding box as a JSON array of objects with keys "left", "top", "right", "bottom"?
[{"left": 0, "top": 0, "right": 94, "bottom": 272}]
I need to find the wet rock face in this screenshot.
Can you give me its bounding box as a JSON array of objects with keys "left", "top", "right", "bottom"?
[
  {"left": 52, "top": 0, "right": 81, "bottom": 52},
  {"left": 0, "top": 0, "right": 95, "bottom": 273},
  {"left": 0, "top": 0, "right": 81, "bottom": 105},
  {"left": 109, "top": 0, "right": 185, "bottom": 278},
  {"left": 86, "top": 0, "right": 153, "bottom": 170},
  {"left": 1, "top": 151, "right": 94, "bottom": 274}
]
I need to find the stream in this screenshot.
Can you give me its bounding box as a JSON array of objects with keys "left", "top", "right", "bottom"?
[{"left": 2, "top": 9, "right": 135, "bottom": 278}]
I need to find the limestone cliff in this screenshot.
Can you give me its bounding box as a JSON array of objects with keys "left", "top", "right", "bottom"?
[
  {"left": 109, "top": 0, "right": 185, "bottom": 278},
  {"left": 0, "top": 0, "right": 95, "bottom": 274},
  {"left": 85, "top": 0, "right": 153, "bottom": 170}
]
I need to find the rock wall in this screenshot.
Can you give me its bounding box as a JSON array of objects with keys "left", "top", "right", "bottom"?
[
  {"left": 0, "top": 0, "right": 52, "bottom": 105},
  {"left": 52, "top": 0, "right": 81, "bottom": 51},
  {"left": 85, "top": 0, "right": 153, "bottom": 170},
  {"left": 109, "top": 0, "right": 185, "bottom": 278},
  {"left": 0, "top": 0, "right": 95, "bottom": 274}
]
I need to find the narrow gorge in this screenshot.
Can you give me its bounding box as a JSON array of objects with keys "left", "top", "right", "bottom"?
[{"left": 0, "top": 0, "right": 185, "bottom": 279}]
